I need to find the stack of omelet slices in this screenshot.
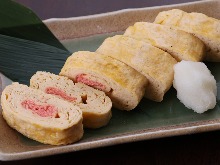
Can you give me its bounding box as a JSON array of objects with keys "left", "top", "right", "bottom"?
[
  {"left": 1, "top": 9, "right": 220, "bottom": 146},
  {"left": 61, "top": 9, "right": 220, "bottom": 110}
]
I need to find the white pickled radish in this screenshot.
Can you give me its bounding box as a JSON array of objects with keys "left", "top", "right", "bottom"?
[{"left": 173, "top": 61, "right": 217, "bottom": 113}]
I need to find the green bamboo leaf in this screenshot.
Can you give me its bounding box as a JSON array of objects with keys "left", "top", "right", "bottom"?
[
  {"left": 0, "top": 0, "right": 71, "bottom": 85},
  {"left": 0, "top": 0, "right": 66, "bottom": 50},
  {"left": 0, "top": 34, "right": 70, "bottom": 85}
]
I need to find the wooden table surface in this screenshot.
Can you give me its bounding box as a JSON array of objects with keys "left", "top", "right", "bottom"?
[{"left": 2, "top": 0, "right": 220, "bottom": 164}]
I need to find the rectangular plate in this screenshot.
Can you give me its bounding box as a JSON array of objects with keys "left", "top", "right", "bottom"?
[{"left": 1, "top": 0, "right": 220, "bottom": 161}]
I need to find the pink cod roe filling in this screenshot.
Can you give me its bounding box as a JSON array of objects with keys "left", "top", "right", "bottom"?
[
  {"left": 76, "top": 74, "right": 106, "bottom": 91},
  {"left": 45, "top": 87, "right": 76, "bottom": 102},
  {"left": 21, "top": 100, "right": 59, "bottom": 118}
]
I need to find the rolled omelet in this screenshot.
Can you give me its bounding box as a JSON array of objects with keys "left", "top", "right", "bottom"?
[
  {"left": 1, "top": 83, "right": 83, "bottom": 145},
  {"left": 30, "top": 71, "right": 112, "bottom": 129},
  {"left": 60, "top": 51, "right": 148, "bottom": 111},
  {"left": 124, "top": 22, "right": 205, "bottom": 62},
  {"left": 96, "top": 35, "right": 177, "bottom": 102},
  {"left": 154, "top": 9, "right": 220, "bottom": 62}
]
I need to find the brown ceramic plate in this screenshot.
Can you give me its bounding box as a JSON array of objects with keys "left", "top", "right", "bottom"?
[{"left": 1, "top": 0, "right": 220, "bottom": 161}]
